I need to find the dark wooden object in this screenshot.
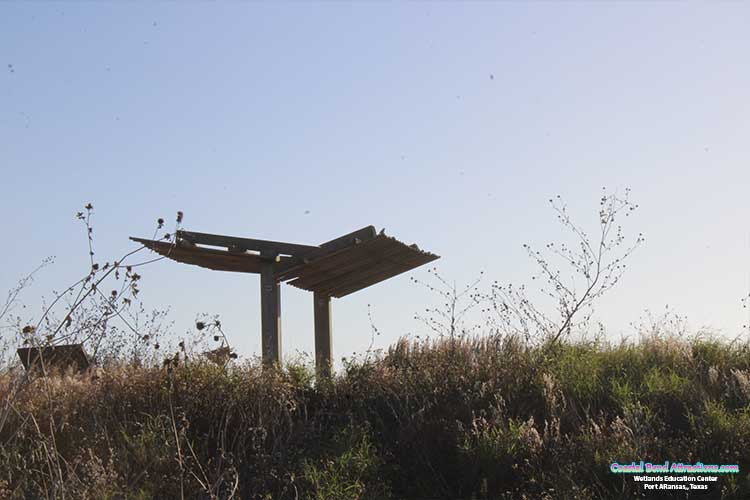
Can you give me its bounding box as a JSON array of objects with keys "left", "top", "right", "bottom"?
[
  {"left": 260, "top": 257, "right": 281, "bottom": 367},
  {"left": 178, "top": 230, "right": 320, "bottom": 258},
  {"left": 131, "top": 226, "right": 439, "bottom": 378},
  {"left": 313, "top": 292, "right": 332, "bottom": 379},
  {"left": 17, "top": 344, "right": 90, "bottom": 374}
]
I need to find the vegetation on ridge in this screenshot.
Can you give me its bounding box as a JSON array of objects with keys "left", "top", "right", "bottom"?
[{"left": 1, "top": 333, "right": 750, "bottom": 499}]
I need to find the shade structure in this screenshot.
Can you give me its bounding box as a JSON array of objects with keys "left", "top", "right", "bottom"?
[
  {"left": 130, "top": 226, "right": 439, "bottom": 375},
  {"left": 131, "top": 227, "right": 439, "bottom": 297}
]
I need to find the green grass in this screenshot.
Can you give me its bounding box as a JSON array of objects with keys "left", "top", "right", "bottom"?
[{"left": 1, "top": 334, "right": 749, "bottom": 499}]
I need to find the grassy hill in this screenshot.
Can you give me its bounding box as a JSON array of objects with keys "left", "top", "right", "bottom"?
[{"left": 1, "top": 334, "right": 749, "bottom": 499}]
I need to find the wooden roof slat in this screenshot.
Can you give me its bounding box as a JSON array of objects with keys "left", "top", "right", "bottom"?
[
  {"left": 283, "top": 234, "right": 438, "bottom": 297},
  {"left": 284, "top": 240, "right": 398, "bottom": 289},
  {"left": 274, "top": 226, "right": 379, "bottom": 281},
  {"left": 275, "top": 237, "right": 375, "bottom": 281},
  {"left": 312, "top": 248, "right": 429, "bottom": 293},
  {"left": 283, "top": 236, "right": 395, "bottom": 287},
  {"left": 323, "top": 262, "right": 432, "bottom": 298},
  {"left": 304, "top": 248, "right": 437, "bottom": 298}
]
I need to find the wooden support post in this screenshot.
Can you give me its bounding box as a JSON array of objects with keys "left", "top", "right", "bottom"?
[
  {"left": 313, "top": 292, "right": 332, "bottom": 379},
  {"left": 260, "top": 261, "right": 281, "bottom": 368}
]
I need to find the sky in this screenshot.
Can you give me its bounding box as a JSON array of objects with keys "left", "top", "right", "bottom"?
[{"left": 1, "top": 3, "right": 749, "bottom": 365}]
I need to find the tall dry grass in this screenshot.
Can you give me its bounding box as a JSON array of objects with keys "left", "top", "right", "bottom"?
[{"left": 1, "top": 333, "right": 749, "bottom": 499}]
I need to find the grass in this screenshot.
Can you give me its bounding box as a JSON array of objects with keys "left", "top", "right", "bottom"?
[{"left": 1, "top": 333, "right": 749, "bottom": 499}]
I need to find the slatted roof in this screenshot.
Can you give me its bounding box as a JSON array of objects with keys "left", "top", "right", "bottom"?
[
  {"left": 130, "top": 238, "right": 270, "bottom": 273},
  {"left": 130, "top": 226, "right": 439, "bottom": 298}
]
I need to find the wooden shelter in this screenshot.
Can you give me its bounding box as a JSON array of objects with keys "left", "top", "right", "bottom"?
[{"left": 131, "top": 226, "right": 439, "bottom": 377}]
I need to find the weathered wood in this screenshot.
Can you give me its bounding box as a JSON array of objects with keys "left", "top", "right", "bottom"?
[
  {"left": 284, "top": 233, "right": 439, "bottom": 297},
  {"left": 276, "top": 234, "right": 391, "bottom": 283},
  {"left": 17, "top": 344, "right": 90, "bottom": 374},
  {"left": 260, "top": 261, "right": 281, "bottom": 367},
  {"left": 320, "top": 253, "right": 433, "bottom": 297},
  {"left": 130, "top": 226, "right": 441, "bottom": 375},
  {"left": 274, "top": 226, "right": 378, "bottom": 281},
  {"left": 178, "top": 230, "right": 320, "bottom": 258},
  {"left": 131, "top": 237, "right": 296, "bottom": 274},
  {"left": 319, "top": 225, "right": 377, "bottom": 252},
  {"left": 313, "top": 292, "right": 332, "bottom": 379},
  {"left": 286, "top": 237, "right": 398, "bottom": 288}
]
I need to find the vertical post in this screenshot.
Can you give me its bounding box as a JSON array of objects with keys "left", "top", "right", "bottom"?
[
  {"left": 313, "top": 292, "right": 332, "bottom": 379},
  {"left": 260, "top": 260, "right": 281, "bottom": 368}
]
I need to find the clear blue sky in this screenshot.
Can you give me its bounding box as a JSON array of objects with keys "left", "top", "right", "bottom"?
[{"left": 2, "top": 3, "right": 749, "bottom": 362}]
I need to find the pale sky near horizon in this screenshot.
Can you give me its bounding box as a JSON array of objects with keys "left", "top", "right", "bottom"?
[{"left": 2, "top": 3, "right": 749, "bottom": 364}]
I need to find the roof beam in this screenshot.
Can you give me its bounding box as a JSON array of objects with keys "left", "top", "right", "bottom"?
[
  {"left": 131, "top": 237, "right": 284, "bottom": 274},
  {"left": 177, "top": 230, "right": 320, "bottom": 258},
  {"left": 319, "top": 225, "right": 377, "bottom": 252}
]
